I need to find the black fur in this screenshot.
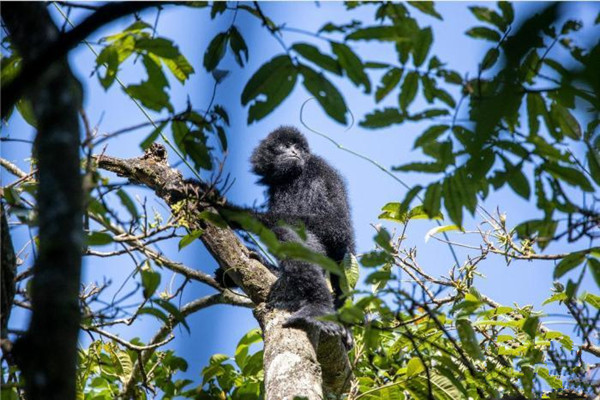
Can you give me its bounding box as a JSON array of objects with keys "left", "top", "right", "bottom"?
[
  {"left": 216, "top": 126, "right": 355, "bottom": 348},
  {"left": 252, "top": 127, "right": 354, "bottom": 347}
]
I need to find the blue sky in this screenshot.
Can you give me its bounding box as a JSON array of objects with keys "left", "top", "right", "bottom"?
[{"left": 2, "top": 1, "right": 598, "bottom": 387}]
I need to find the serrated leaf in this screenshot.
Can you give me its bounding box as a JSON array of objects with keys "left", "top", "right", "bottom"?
[
  {"left": 163, "top": 54, "right": 195, "bottom": 83},
  {"left": 407, "top": 1, "right": 442, "bottom": 20},
  {"left": 204, "top": 32, "right": 229, "bottom": 72},
  {"left": 331, "top": 42, "right": 370, "bottom": 93},
  {"left": 292, "top": 43, "right": 340, "bottom": 75},
  {"left": 242, "top": 55, "right": 298, "bottom": 123},
  {"left": 414, "top": 125, "right": 449, "bottom": 148},
  {"left": 346, "top": 26, "right": 400, "bottom": 41},
  {"left": 423, "top": 182, "right": 442, "bottom": 218},
  {"left": 126, "top": 81, "right": 172, "bottom": 112},
  {"left": 375, "top": 68, "right": 403, "bottom": 103},
  {"left": 413, "top": 27, "right": 433, "bottom": 67},
  {"left": 469, "top": 6, "right": 506, "bottom": 31},
  {"left": 136, "top": 37, "right": 180, "bottom": 59},
  {"left": 299, "top": 64, "right": 347, "bottom": 124},
  {"left": 443, "top": 177, "right": 463, "bottom": 227},
  {"left": 96, "top": 46, "right": 119, "bottom": 89},
  {"left": 393, "top": 161, "right": 445, "bottom": 173},
  {"left": 554, "top": 252, "right": 586, "bottom": 279},
  {"left": 399, "top": 71, "right": 419, "bottom": 110},
  {"left": 359, "top": 108, "right": 404, "bottom": 128}
]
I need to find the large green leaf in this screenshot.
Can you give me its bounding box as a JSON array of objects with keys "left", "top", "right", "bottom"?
[
  {"left": 399, "top": 71, "right": 419, "bottom": 110},
  {"left": 204, "top": 32, "right": 229, "bottom": 72},
  {"left": 292, "top": 43, "right": 341, "bottom": 75},
  {"left": 375, "top": 68, "right": 403, "bottom": 103},
  {"left": 242, "top": 55, "right": 298, "bottom": 123},
  {"left": 331, "top": 42, "right": 370, "bottom": 93},
  {"left": 299, "top": 64, "right": 347, "bottom": 124},
  {"left": 412, "top": 27, "right": 433, "bottom": 67}
]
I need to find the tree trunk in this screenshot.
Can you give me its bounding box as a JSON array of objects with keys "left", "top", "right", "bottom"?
[{"left": 2, "top": 4, "right": 84, "bottom": 400}]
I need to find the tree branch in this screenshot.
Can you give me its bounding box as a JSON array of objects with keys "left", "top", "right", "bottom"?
[{"left": 95, "top": 144, "right": 352, "bottom": 398}]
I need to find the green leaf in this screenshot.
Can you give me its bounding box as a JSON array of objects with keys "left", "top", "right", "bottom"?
[
  {"left": 586, "top": 145, "right": 600, "bottom": 185},
  {"left": 242, "top": 55, "right": 298, "bottom": 123},
  {"left": 141, "top": 268, "right": 161, "bottom": 299},
  {"left": 299, "top": 64, "right": 347, "bottom": 124},
  {"left": 359, "top": 108, "right": 404, "bottom": 128},
  {"left": 522, "top": 316, "right": 540, "bottom": 339},
  {"left": 204, "top": 32, "right": 229, "bottom": 72},
  {"left": 375, "top": 68, "right": 403, "bottom": 103},
  {"left": 292, "top": 43, "right": 341, "bottom": 75},
  {"left": 554, "top": 252, "right": 586, "bottom": 279},
  {"left": 15, "top": 99, "right": 37, "bottom": 128},
  {"left": 229, "top": 26, "right": 248, "bottom": 67},
  {"left": 345, "top": 26, "right": 401, "bottom": 41},
  {"left": 163, "top": 54, "right": 195, "bottom": 83},
  {"left": 443, "top": 177, "right": 463, "bottom": 227},
  {"left": 455, "top": 319, "right": 483, "bottom": 360},
  {"left": 139, "top": 307, "right": 170, "bottom": 325},
  {"left": 412, "top": 27, "right": 433, "bottom": 67},
  {"left": 407, "top": 1, "right": 442, "bottom": 20},
  {"left": 406, "top": 357, "right": 425, "bottom": 377},
  {"left": 466, "top": 26, "right": 501, "bottom": 42},
  {"left": 399, "top": 71, "right": 419, "bottom": 110},
  {"left": 393, "top": 161, "right": 445, "bottom": 173},
  {"left": 498, "top": 2, "right": 514, "bottom": 24},
  {"left": 235, "top": 328, "right": 262, "bottom": 370},
  {"left": 537, "top": 367, "right": 562, "bottom": 390},
  {"left": 423, "top": 182, "right": 442, "bottom": 218},
  {"left": 154, "top": 298, "right": 190, "bottom": 333},
  {"left": 469, "top": 6, "right": 506, "bottom": 31},
  {"left": 126, "top": 81, "right": 172, "bottom": 112},
  {"left": 582, "top": 293, "right": 600, "bottom": 309},
  {"left": 544, "top": 162, "right": 594, "bottom": 192},
  {"left": 184, "top": 137, "right": 213, "bottom": 170},
  {"left": 136, "top": 37, "right": 180, "bottom": 59},
  {"left": 527, "top": 92, "right": 544, "bottom": 135},
  {"left": 425, "top": 225, "right": 461, "bottom": 242},
  {"left": 414, "top": 125, "right": 449, "bottom": 149},
  {"left": 178, "top": 229, "right": 203, "bottom": 250},
  {"left": 86, "top": 232, "right": 113, "bottom": 246},
  {"left": 116, "top": 189, "right": 139, "bottom": 220},
  {"left": 341, "top": 253, "right": 360, "bottom": 292},
  {"left": 550, "top": 102, "right": 582, "bottom": 140},
  {"left": 588, "top": 257, "right": 600, "bottom": 288},
  {"left": 140, "top": 121, "right": 167, "bottom": 150},
  {"left": 481, "top": 47, "right": 499, "bottom": 70},
  {"left": 331, "top": 42, "right": 370, "bottom": 93},
  {"left": 96, "top": 46, "right": 119, "bottom": 89}
]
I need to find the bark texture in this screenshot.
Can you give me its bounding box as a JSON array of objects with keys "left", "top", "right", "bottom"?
[
  {"left": 96, "top": 145, "right": 352, "bottom": 398},
  {"left": 1, "top": 204, "right": 16, "bottom": 340},
  {"left": 2, "top": 3, "right": 84, "bottom": 399}
]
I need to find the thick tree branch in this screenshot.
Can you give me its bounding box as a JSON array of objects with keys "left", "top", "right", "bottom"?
[
  {"left": 1, "top": 2, "right": 160, "bottom": 118},
  {"left": 95, "top": 145, "right": 352, "bottom": 398},
  {"left": 2, "top": 3, "right": 84, "bottom": 399},
  {"left": 1, "top": 204, "right": 16, "bottom": 340}
]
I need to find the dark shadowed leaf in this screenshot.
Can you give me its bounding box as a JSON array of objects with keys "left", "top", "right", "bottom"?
[
  {"left": 141, "top": 268, "right": 161, "bottom": 299},
  {"left": 359, "top": 108, "right": 404, "bottom": 128},
  {"left": 466, "top": 26, "right": 502, "bottom": 42},
  {"left": 376, "top": 68, "right": 403, "bottom": 103},
  {"left": 399, "top": 71, "right": 419, "bottom": 110},
  {"left": 229, "top": 26, "right": 249, "bottom": 67},
  {"left": 242, "top": 55, "right": 298, "bottom": 123},
  {"left": 456, "top": 319, "right": 483, "bottom": 360},
  {"left": 292, "top": 43, "right": 341, "bottom": 75},
  {"left": 299, "top": 64, "right": 347, "bottom": 124},
  {"left": 554, "top": 252, "right": 586, "bottom": 279},
  {"left": 407, "top": 1, "right": 442, "bottom": 20},
  {"left": 203, "top": 32, "right": 229, "bottom": 72},
  {"left": 413, "top": 27, "right": 433, "bottom": 67},
  {"left": 136, "top": 37, "right": 180, "bottom": 59},
  {"left": 331, "top": 42, "right": 370, "bottom": 92}
]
